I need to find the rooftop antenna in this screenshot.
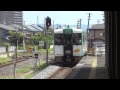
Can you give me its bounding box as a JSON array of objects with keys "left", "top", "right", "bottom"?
[
  {"left": 77, "top": 19, "right": 82, "bottom": 29},
  {"left": 67, "top": 25, "right": 69, "bottom": 28},
  {"left": 77, "top": 20, "right": 79, "bottom": 29}
]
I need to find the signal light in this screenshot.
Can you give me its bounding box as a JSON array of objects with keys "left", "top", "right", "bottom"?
[{"left": 46, "top": 16, "right": 51, "bottom": 29}]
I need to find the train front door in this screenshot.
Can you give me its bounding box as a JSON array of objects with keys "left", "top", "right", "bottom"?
[{"left": 64, "top": 34, "right": 73, "bottom": 62}]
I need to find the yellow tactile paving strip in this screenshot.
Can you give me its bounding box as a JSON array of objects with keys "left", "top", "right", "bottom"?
[{"left": 88, "top": 57, "right": 97, "bottom": 79}]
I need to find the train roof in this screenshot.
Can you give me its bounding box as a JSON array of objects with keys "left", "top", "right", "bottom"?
[
  {"left": 54, "top": 28, "right": 83, "bottom": 33},
  {"left": 54, "top": 29, "right": 63, "bottom": 33}
]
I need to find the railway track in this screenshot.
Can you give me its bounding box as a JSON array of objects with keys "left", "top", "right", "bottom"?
[
  {"left": 47, "top": 67, "right": 74, "bottom": 79},
  {"left": 0, "top": 56, "right": 33, "bottom": 68}
]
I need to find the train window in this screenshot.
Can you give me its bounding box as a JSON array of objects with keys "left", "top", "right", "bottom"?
[
  {"left": 73, "top": 33, "right": 82, "bottom": 45},
  {"left": 54, "top": 34, "right": 64, "bottom": 45}
]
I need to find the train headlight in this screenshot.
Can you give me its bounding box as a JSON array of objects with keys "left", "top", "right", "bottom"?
[{"left": 65, "top": 50, "right": 71, "bottom": 54}]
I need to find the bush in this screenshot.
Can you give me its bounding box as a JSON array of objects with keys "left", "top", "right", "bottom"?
[
  {"left": 18, "top": 46, "right": 24, "bottom": 50},
  {"left": 0, "top": 57, "right": 10, "bottom": 64},
  {"left": 3, "top": 43, "right": 11, "bottom": 48}
]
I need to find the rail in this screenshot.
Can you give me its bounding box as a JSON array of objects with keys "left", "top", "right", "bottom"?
[
  {"left": 47, "top": 67, "right": 73, "bottom": 79},
  {"left": 0, "top": 56, "right": 33, "bottom": 68}
]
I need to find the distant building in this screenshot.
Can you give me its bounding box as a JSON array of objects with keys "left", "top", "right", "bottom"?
[
  {"left": 23, "top": 24, "right": 44, "bottom": 38},
  {"left": 8, "top": 24, "right": 44, "bottom": 37},
  {"left": 0, "top": 11, "right": 23, "bottom": 26},
  {"left": 0, "top": 24, "right": 18, "bottom": 42},
  {"left": 88, "top": 24, "right": 105, "bottom": 46}
]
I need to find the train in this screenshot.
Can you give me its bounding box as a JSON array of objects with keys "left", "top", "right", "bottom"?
[{"left": 53, "top": 27, "right": 87, "bottom": 64}]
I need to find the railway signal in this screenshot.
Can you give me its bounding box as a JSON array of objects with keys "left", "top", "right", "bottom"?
[
  {"left": 45, "top": 16, "right": 51, "bottom": 66},
  {"left": 46, "top": 16, "right": 51, "bottom": 29}
]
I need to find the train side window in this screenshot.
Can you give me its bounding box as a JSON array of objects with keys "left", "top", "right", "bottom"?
[
  {"left": 73, "top": 33, "right": 82, "bottom": 45},
  {"left": 54, "top": 34, "right": 64, "bottom": 45}
]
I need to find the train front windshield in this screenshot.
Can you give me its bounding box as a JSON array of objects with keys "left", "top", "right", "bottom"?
[
  {"left": 73, "top": 33, "right": 82, "bottom": 45},
  {"left": 54, "top": 34, "right": 64, "bottom": 45}
]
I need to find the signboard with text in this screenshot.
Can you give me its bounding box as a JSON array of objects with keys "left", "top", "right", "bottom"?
[{"left": 39, "top": 41, "right": 44, "bottom": 47}]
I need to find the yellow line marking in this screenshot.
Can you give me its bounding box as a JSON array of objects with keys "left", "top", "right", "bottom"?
[{"left": 88, "top": 58, "right": 97, "bottom": 79}]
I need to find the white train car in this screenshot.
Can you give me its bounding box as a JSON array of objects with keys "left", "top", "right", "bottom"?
[{"left": 54, "top": 28, "right": 87, "bottom": 63}]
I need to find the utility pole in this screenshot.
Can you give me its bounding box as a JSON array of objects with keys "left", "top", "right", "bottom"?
[
  {"left": 87, "top": 13, "right": 92, "bottom": 48},
  {"left": 44, "top": 18, "right": 46, "bottom": 35},
  {"left": 13, "top": 46, "right": 17, "bottom": 79},
  {"left": 53, "top": 20, "right": 55, "bottom": 56},
  {"left": 13, "top": 34, "right": 18, "bottom": 79},
  {"left": 46, "top": 21, "right": 48, "bottom": 66},
  {"left": 53, "top": 20, "right": 54, "bottom": 40},
  {"left": 23, "top": 20, "right": 26, "bottom": 52},
  {"left": 53, "top": 20, "right": 54, "bottom": 31}
]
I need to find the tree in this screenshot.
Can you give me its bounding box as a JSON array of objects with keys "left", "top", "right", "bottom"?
[
  {"left": 29, "top": 32, "right": 45, "bottom": 45},
  {"left": 24, "top": 31, "right": 54, "bottom": 49},
  {"left": 3, "top": 43, "right": 11, "bottom": 57},
  {"left": 8, "top": 31, "right": 25, "bottom": 46}
]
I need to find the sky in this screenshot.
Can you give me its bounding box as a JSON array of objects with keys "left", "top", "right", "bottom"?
[{"left": 23, "top": 11, "right": 104, "bottom": 25}]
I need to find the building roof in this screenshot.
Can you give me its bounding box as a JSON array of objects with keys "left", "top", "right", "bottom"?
[
  {"left": 31, "top": 24, "right": 43, "bottom": 31},
  {"left": 90, "top": 24, "right": 105, "bottom": 29},
  {"left": 24, "top": 25, "right": 40, "bottom": 32},
  {"left": 0, "top": 24, "right": 18, "bottom": 31},
  {"left": 9, "top": 24, "right": 23, "bottom": 30}
]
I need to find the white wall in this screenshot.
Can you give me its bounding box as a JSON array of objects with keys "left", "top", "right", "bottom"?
[{"left": 0, "top": 46, "right": 15, "bottom": 53}]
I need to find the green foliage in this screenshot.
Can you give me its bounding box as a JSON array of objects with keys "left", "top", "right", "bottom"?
[
  {"left": 16, "top": 67, "right": 32, "bottom": 73},
  {"left": 30, "top": 32, "right": 46, "bottom": 45},
  {"left": 48, "top": 48, "right": 53, "bottom": 53},
  {"left": 18, "top": 45, "right": 24, "bottom": 50},
  {"left": 38, "top": 49, "right": 46, "bottom": 53},
  {"left": 0, "top": 57, "right": 10, "bottom": 64},
  {"left": 25, "top": 32, "right": 53, "bottom": 49},
  {"left": 0, "top": 76, "right": 13, "bottom": 79},
  {"left": 37, "top": 61, "right": 47, "bottom": 70},
  {"left": 3, "top": 43, "right": 11, "bottom": 48},
  {"left": 24, "top": 74, "right": 33, "bottom": 79},
  {"left": 8, "top": 31, "right": 25, "bottom": 46}
]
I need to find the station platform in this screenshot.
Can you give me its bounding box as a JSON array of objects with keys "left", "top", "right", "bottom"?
[{"left": 66, "top": 54, "right": 109, "bottom": 79}]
